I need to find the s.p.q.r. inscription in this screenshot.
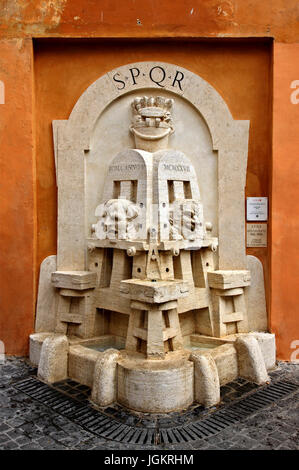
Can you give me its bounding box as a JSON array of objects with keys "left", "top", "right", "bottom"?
[{"left": 112, "top": 65, "right": 185, "bottom": 92}]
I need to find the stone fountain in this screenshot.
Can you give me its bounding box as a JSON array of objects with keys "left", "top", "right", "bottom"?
[{"left": 30, "top": 62, "right": 276, "bottom": 413}]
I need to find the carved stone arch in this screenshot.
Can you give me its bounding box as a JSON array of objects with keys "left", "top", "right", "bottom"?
[{"left": 54, "top": 62, "right": 249, "bottom": 272}]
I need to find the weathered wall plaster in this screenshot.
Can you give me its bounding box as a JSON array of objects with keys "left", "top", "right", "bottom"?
[
  {"left": 0, "top": 38, "right": 35, "bottom": 355},
  {"left": 0, "top": 1, "right": 298, "bottom": 43}
]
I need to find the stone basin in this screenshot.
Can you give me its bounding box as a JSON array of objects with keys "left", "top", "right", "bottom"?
[
  {"left": 67, "top": 335, "right": 125, "bottom": 387},
  {"left": 186, "top": 342, "right": 219, "bottom": 351},
  {"left": 31, "top": 331, "right": 276, "bottom": 412},
  {"left": 79, "top": 335, "right": 125, "bottom": 352},
  {"left": 184, "top": 333, "right": 228, "bottom": 351}
]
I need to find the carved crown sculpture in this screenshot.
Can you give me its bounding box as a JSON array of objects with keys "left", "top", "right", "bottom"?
[{"left": 130, "top": 96, "right": 174, "bottom": 146}]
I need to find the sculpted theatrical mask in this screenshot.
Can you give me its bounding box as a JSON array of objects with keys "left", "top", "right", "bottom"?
[
  {"left": 169, "top": 199, "right": 204, "bottom": 241},
  {"left": 92, "top": 199, "right": 140, "bottom": 240}
]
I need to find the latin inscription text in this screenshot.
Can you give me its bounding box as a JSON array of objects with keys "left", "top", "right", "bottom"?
[{"left": 112, "top": 65, "right": 185, "bottom": 91}]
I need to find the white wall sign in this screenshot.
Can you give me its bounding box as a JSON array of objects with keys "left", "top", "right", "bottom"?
[
  {"left": 246, "top": 223, "right": 267, "bottom": 247},
  {"left": 246, "top": 197, "right": 268, "bottom": 221}
]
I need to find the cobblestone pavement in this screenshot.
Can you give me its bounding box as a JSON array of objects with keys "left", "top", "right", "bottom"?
[{"left": 0, "top": 357, "right": 298, "bottom": 450}]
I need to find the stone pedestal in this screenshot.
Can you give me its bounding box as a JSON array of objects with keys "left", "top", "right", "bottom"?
[{"left": 121, "top": 279, "right": 188, "bottom": 359}]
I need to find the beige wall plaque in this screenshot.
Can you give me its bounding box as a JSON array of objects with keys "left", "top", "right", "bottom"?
[{"left": 247, "top": 223, "right": 267, "bottom": 247}]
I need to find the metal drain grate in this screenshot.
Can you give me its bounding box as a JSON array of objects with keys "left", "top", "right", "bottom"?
[
  {"left": 14, "top": 377, "right": 298, "bottom": 445},
  {"left": 160, "top": 380, "right": 298, "bottom": 444}
]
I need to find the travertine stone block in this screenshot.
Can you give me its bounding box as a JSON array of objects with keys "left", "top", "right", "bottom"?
[
  {"left": 210, "top": 343, "right": 239, "bottom": 386},
  {"left": 246, "top": 255, "right": 268, "bottom": 331},
  {"left": 189, "top": 334, "right": 228, "bottom": 346},
  {"left": 35, "top": 255, "right": 58, "bottom": 333},
  {"left": 211, "top": 289, "right": 249, "bottom": 338},
  {"left": 131, "top": 300, "right": 177, "bottom": 311},
  {"left": 117, "top": 357, "right": 194, "bottom": 413},
  {"left": 52, "top": 271, "right": 97, "bottom": 290},
  {"left": 167, "top": 308, "right": 184, "bottom": 350},
  {"left": 120, "top": 279, "right": 189, "bottom": 303},
  {"left": 232, "top": 291, "right": 249, "bottom": 333},
  {"left": 208, "top": 270, "right": 251, "bottom": 289},
  {"left": 190, "top": 352, "right": 220, "bottom": 407},
  {"left": 68, "top": 344, "right": 99, "bottom": 387},
  {"left": 214, "top": 288, "right": 243, "bottom": 296},
  {"left": 38, "top": 335, "right": 69, "bottom": 383},
  {"left": 177, "top": 287, "right": 210, "bottom": 315},
  {"left": 235, "top": 335, "right": 269, "bottom": 384},
  {"left": 250, "top": 332, "right": 276, "bottom": 370},
  {"left": 147, "top": 309, "right": 166, "bottom": 358},
  {"left": 29, "top": 333, "right": 53, "bottom": 366},
  {"left": 125, "top": 309, "right": 145, "bottom": 353},
  {"left": 92, "top": 349, "right": 120, "bottom": 406},
  {"left": 57, "top": 144, "right": 86, "bottom": 271}
]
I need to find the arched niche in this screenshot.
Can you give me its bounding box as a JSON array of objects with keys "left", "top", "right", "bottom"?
[{"left": 53, "top": 62, "right": 249, "bottom": 271}]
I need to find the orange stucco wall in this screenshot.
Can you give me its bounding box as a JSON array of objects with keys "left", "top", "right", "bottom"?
[
  {"left": 271, "top": 43, "right": 299, "bottom": 361},
  {"left": 0, "top": 39, "right": 35, "bottom": 355},
  {"left": 0, "top": 1, "right": 298, "bottom": 358},
  {"left": 0, "top": 0, "right": 298, "bottom": 43}
]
